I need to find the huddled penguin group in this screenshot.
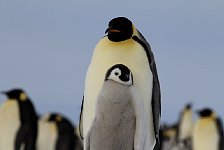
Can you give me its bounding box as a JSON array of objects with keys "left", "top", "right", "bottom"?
[
  {"left": 161, "top": 103, "right": 224, "bottom": 150},
  {"left": 0, "top": 89, "right": 83, "bottom": 150},
  {"left": 1, "top": 16, "right": 221, "bottom": 150}
]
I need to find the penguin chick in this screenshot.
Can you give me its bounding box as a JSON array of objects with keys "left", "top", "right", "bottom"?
[{"left": 85, "top": 64, "right": 148, "bottom": 150}]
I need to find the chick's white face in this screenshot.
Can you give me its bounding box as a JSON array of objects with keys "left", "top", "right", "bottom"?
[{"left": 107, "top": 67, "right": 133, "bottom": 86}]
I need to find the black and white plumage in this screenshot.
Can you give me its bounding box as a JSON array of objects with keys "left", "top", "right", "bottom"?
[
  {"left": 192, "top": 108, "right": 224, "bottom": 150},
  {"left": 85, "top": 64, "right": 147, "bottom": 150},
  {"left": 79, "top": 17, "right": 161, "bottom": 150},
  {"left": 38, "top": 113, "right": 83, "bottom": 150},
  {"left": 177, "top": 103, "right": 193, "bottom": 139},
  {"left": 0, "top": 88, "right": 38, "bottom": 150}
]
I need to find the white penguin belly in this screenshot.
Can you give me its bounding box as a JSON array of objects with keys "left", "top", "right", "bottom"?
[
  {"left": 193, "top": 120, "right": 219, "bottom": 150},
  {"left": 0, "top": 100, "right": 20, "bottom": 150},
  {"left": 37, "top": 120, "right": 57, "bottom": 150},
  {"left": 179, "top": 112, "right": 193, "bottom": 139},
  {"left": 84, "top": 37, "right": 155, "bottom": 148}
]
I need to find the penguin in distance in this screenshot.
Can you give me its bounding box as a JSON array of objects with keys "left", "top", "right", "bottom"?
[
  {"left": 85, "top": 64, "right": 148, "bottom": 150},
  {"left": 192, "top": 108, "right": 224, "bottom": 150},
  {"left": 176, "top": 103, "right": 193, "bottom": 147},
  {"left": 39, "top": 113, "right": 83, "bottom": 150},
  {"left": 0, "top": 88, "right": 38, "bottom": 150},
  {"left": 80, "top": 17, "right": 161, "bottom": 149}
]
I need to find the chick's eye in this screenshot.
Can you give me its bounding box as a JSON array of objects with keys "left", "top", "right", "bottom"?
[
  {"left": 124, "top": 74, "right": 129, "bottom": 79},
  {"left": 115, "top": 72, "right": 119, "bottom": 76}
]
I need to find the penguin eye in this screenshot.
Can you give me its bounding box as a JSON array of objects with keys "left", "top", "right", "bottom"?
[
  {"left": 124, "top": 74, "right": 129, "bottom": 79},
  {"left": 115, "top": 72, "right": 119, "bottom": 76}
]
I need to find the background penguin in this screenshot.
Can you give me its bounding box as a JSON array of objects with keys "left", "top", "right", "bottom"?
[
  {"left": 176, "top": 103, "right": 193, "bottom": 148},
  {"left": 85, "top": 64, "right": 148, "bottom": 150},
  {"left": 37, "top": 113, "right": 57, "bottom": 150},
  {"left": 80, "top": 16, "right": 161, "bottom": 149},
  {"left": 38, "top": 113, "right": 83, "bottom": 150},
  {"left": 160, "top": 123, "right": 178, "bottom": 150},
  {"left": 192, "top": 108, "right": 224, "bottom": 150},
  {"left": 0, "top": 88, "right": 38, "bottom": 150}
]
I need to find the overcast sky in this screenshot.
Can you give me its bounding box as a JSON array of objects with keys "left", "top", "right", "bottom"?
[{"left": 0, "top": 0, "right": 224, "bottom": 124}]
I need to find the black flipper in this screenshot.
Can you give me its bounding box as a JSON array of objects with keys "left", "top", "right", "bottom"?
[
  {"left": 79, "top": 96, "right": 84, "bottom": 139},
  {"left": 216, "top": 117, "right": 224, "bottom": 150},
  {"left": 133, "top": 30, "right": 161, "bottom": 149},
  {"left": 15, "top": 126, "right": 26, "bottom": 150},
  {"left": 15, "top": 124, "right": 37, "bottom": 150}
]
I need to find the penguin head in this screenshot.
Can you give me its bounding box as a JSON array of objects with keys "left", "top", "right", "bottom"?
[
  {"left": 105, "top": 17, "right": 134, "bottom": 42},
  {"left": 47, "top": 113, "right": 63, "bottom": 123},
  {"left": 197, "top": 108, "right": 216, "bottom": 118},
  {"left": 1, "top": 88, "right": 28, "bottom": 102},
  {"left": 105, "top": 64, "right": 133, "bottom": 86},
  {"left": 185, "top": 103, "right": 192, "bottom": 110}
]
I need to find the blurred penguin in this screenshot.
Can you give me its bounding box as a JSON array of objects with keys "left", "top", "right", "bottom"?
[
  {"left": 0, "top": 88, "right": 38, "bottom": 150},
  {"left": 160, "top": 123, "right": 178, "bottom": 150},
  {"left": 177, "top": 103, "right": 193, "bottom": 140},
  {"left": 176, "top": 103, "right": 193, "bottom": 149},
  {"left": 193, "top": 108, "right": 224, "bottom": 150},
  {"left": 38, "top": 113, "right": 83, "bottom": 150}
]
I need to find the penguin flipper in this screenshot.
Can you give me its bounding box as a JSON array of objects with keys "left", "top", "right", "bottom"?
[
  {"left": 134, "top": 30, "right": 161, "bottom": 147},
  {"left": 79, "top": 96, "right": 84, "bottom": 139},
  {"left": 216, "top": 118, "right": 224, "bottom": 150},
  {"left": 15, "top": 126, "right": 26, "bottom": 150}
]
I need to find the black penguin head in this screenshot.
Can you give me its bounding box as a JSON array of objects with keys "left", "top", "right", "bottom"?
[
  {"left": 47, "top": 113, "right": 75, "bottom": 135},
  {"left": 105, "top": 17, "right": 134, "bottom": 42},
  {"left": 1, "top": 88, "right": 28, "bottom": 102},
  {"left": 185, "top": 103, "right": 192, "bottom": 110},
  {"left": 48, "top": 113, "right": 63, "bottom": 123},
  {"left": 105, "top": 64, "right": 133, "bottom": 86},
  {"left": 197, "top": 108, "right": 214, "bottom": 118}
]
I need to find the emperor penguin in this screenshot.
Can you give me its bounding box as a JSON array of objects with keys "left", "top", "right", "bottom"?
[
  {"left": 80, "top": 17, "right": 161, "bottom": 150},
  {"left": 85, "top": 64, "right": 148, "bottom": 150},
  {"left": 38, "top": 113, "right": 83, "bottom": 150},
  {"left": 176, "top": 103, "right": 193, "bottom": 145},
  {"left": 192, "top": 108, "right": 224, "bottom": 150},
  {"left": 0, "top": 88, "right": 38, "bottom": 150}
]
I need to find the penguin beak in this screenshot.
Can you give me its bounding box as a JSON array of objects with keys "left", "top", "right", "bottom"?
[
  {"left": 105, "top": 27, "right": 121, "bottom": 34},
  {"left": 1, "top": 91, "right": 7, "bottom": 95}
]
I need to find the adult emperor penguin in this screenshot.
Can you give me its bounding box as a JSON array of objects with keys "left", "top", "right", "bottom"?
[
  {"left": 0, "top": 88, "right": 38, "bottom": 150},
  {"left": 192, "top": 108, "right": 224, "bottom": 150},
  {"left": 176, "top": 103, "right": 193, "bottom": 142},
  {"left": 80, "top": 17, "right": 161, "bottom": 150},
  {"left": 85, "top": 64, "right": 148, "bottom": 150},
  {"left": 38, "top": 113, "right": 83, "bottom": 150}
]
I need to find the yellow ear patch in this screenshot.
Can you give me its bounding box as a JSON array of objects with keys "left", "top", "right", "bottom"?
[
  {"left": 163, "top": 129, "right": 176, "bottom": 138},
  {"left": 19, "top": 93, "right": 27, "bottom": 101},
  {"left": 211, "top": 112, "right": 217, "bottom": 119},
  {"left": 56, "top": 115, "right": 62, "bottom": 122}
]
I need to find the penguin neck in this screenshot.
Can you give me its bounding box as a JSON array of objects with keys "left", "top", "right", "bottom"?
[
  {"left": 17, "top": 99, "right": 38, "bottom": 124},
  {"left": 56, "top": 120, "right": 74, "bottom": 136}
]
